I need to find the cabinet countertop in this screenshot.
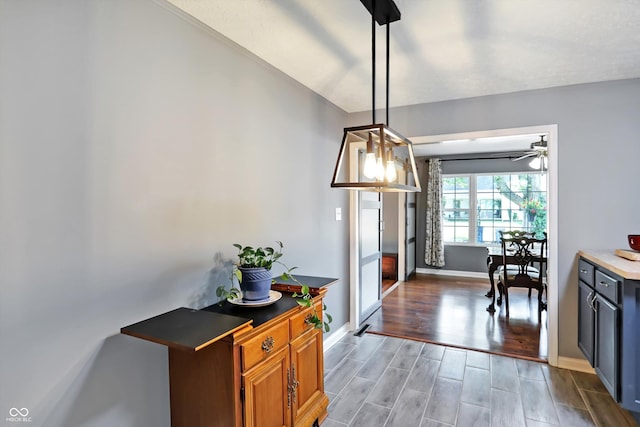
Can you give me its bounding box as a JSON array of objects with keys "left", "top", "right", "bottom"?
[{"left": 579, "top": 249, "right": 640, "bottom": 280}]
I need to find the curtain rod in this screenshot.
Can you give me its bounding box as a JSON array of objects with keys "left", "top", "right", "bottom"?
[{"left": 427, "top": 154, "right": 524, "bottom": 162}]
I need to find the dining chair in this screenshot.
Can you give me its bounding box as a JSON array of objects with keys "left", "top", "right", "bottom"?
[
  {"left": 497, "top": 235, "right": 548, "bottom": 316},
  {"left": 496, "top": 230, "right": 537, "bottom": 300}
]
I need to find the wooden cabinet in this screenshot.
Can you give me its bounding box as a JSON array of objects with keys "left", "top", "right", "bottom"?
[
  {"left": 240, "top": 302, "right": 328, "bottom": 427},
  {"left": 121, "top": 289, "right": 331, "bottom": 427},
  {"left": 289, "top": 326, "right": 326, "bottom": 426},
  {"left": 382, "top": 253, "right": 397, "bottom": 280},
  {"left": 242, "top": 346, "right": 291, "bottom": 427},
  {"left": 577, "top": 255, "right": 640, "bottom": 412}
]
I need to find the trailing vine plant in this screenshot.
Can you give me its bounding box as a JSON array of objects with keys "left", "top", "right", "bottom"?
[
  {"left": 215, "top": 242, "right": 332, "bottom": 332},
  {"left": 281, "top": 269, "right": 332, "bottom": 333}
]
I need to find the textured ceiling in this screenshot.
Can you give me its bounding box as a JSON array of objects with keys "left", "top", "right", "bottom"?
[{"left": 166, "top": 0, "right": 640, "bottom": 114}]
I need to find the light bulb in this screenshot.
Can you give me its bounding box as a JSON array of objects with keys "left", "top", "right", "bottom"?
[
  {"left": 375, "top": 156, "right": 385, "bottom": 181},
  {"left": 363, "top": 152, "right": 377, "bottom": 179},
  {"left": 386, "top": 159, "right": 397, "bottom": 182}
]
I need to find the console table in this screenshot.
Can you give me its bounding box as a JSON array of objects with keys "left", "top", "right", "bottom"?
[{"left": 121, "top": 276, "right": 336, "bottom": 427}]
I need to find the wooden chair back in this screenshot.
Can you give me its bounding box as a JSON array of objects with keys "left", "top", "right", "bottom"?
[{"left": 500, "top": 235, "right": 547, "bottom": 289}]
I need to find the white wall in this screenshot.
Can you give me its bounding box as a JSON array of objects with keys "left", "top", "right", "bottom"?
[
  {"left": 350, "top": 78, "right": 640, "bottom": 360},
  {"left": 0, "top": 1, "right": 349, "bottom": 426}
]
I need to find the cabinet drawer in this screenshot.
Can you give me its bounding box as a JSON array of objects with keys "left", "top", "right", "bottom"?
[
  {"left": 595, "top": 270, "right": 620, "bottom": 304},
  {"left": 290, "top": 302, "right": 321, "bottom": 339},
  {"left": 579, "top": 259, "right": 594, "bottom": 287},
  {"left": 240, "top": 321, "right": 289, "bottom": 372}
]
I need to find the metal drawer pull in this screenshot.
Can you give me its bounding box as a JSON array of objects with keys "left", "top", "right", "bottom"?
[
  {"left": 598, "top": 281, "right": 610, "bottom": 288},
  {"left": 580, "top": 269, "right": 589, "bottom": 274},
  {"left": 286, "top": 368, "right": 291, "bottom": 408},
  {"left": 291, "top": 364, "right": 299, "bottom": 404},
  {"left": 261, "top": 336, "right": 275, "bottom": 353},
  {"left": 587, "top": 292, "right": 597, "bottom": 312}
]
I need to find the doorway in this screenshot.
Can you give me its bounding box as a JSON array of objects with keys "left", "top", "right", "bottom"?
[{"left": 349, "top": 124, "right": 559, "bottom": 365}]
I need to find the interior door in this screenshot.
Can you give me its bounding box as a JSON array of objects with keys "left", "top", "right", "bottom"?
[
  {"left": 359, "top": 190, "right": 382, "bottom": 322},
  {"left": 405, "top": 172, "right": 417, "bottom": 279}
]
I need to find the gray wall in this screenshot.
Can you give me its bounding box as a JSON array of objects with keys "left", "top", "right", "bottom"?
[
  {"left": 0, "top": 1, "right": 349, "bottom": 426},
  {"left": 350, "top": 78, "right": 640, "bottom": 360},
  {"left": 382, "top": 192, "right": 399, "bottom": 254},
  {"left": 416, "top": 156, "right": 537, "bottom": 273}
]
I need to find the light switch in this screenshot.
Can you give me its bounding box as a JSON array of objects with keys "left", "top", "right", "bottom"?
[{"left": 335, "top": 208, "right": 342, "bottom": 221}]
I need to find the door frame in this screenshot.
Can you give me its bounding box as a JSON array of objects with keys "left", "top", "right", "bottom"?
[{"left": 348, "top": 124, "right": 559, "bottom": 366}]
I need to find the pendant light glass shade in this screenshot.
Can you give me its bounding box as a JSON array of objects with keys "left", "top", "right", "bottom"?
[{"left": 331, "top": 124, "right": 421, "bottom": 192}]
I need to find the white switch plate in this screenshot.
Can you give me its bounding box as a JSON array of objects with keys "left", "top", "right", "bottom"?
[{"left": 335, "top": 208, "right": 342, "bottom": 221}]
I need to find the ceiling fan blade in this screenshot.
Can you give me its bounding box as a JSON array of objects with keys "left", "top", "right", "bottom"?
[{"left": 512, "top": 152, "right": 536, "bottom": 161}]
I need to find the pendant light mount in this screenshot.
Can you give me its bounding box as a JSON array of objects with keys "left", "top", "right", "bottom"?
[
  {"left": 360, "top": 0, "right": 401, "bottom": 25},
  {"left": 330, "top": 0, "right": 421, "bottom": 193}
]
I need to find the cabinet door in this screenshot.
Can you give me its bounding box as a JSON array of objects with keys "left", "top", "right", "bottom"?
[
  {"left": 594, "top": 293, "right": 620, "bottom": 400},
  {"left": 243, "top": 347, "right": 291, "bottom": 427},
  {"left": 578, "top": 280, "right": 595, "bottom": 365},
  {"left": 290, "top": 329, "right": 326, "bottom": 426}
]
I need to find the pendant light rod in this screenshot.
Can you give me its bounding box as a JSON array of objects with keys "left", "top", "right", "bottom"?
[
  {"left": 386, "top": 20, "right": 390, "bottom": 126},
  {"left": 371, "top": 0, "right": 376, "bottom": 124}
]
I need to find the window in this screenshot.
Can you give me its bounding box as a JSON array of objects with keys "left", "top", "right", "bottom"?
[{"left": 442, "top": 173, "right": 547, "bottom": 244}]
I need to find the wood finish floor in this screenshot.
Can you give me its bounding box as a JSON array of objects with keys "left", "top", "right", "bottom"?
[
  {"left": 365, "top": 274, "right": 547, "bottom": 361},
  {"left": 323, "top": 334, "right": 640, "bottom": 427}
]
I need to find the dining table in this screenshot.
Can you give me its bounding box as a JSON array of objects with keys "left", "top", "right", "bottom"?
[{"left": 484, "top": 245, "right": 547, "bottom": 314}]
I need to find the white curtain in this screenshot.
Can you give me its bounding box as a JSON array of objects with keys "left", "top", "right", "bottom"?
[{"left": 424, "top": 158, "right": 445, "bottom": 267}]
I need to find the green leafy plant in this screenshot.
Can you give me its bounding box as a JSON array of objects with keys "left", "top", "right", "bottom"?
[
  {"left": 216, "top": 241, "right": 283, "bottom": 301},
  {"left": 282, "top": 270, "right": 332, "bottom": 333},
  {"left": 234, "top": 241, "right": 283, "bottom": 270},
  {"left": 215, "top": 242, "right": 333, "bottom": 332},
  {"left": 524, "top": 199, "right": 543, "bottom": 215}
]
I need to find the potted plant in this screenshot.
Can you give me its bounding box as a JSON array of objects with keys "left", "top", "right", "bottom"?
[
  {"left": 524, "top": 199, "right": 543, "bottom": 222},
  {"left": 215, "top": 242, "right": 332, "bottom": 332},
  {"left": 230, "top": 241, "right": 284, "bottom": 302}
]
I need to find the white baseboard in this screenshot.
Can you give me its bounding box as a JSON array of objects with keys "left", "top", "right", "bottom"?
[
  {"left": 417, "top": 268, "right": 488, "bottom": 280},
  {"left": 556, "top": 356, "right": 595, "bottom": 373},
  {"left": 323, "top": 322, "right": 350, "bottom": 352}
]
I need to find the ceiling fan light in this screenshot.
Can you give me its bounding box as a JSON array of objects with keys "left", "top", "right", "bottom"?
[{"left": 529, "top": 157, "right": 541, "bottom": 169}]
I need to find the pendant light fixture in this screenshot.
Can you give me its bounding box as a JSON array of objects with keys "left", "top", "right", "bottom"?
[{"left": 330, "top": 0, "right": 421, "bottom": 192}]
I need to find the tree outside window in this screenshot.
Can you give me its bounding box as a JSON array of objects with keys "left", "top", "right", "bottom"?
[{"left": 442, "top": 173, "right": 547, "bottom": 244}]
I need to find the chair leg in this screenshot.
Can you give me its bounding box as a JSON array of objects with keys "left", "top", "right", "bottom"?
[
  {"left": 539, "top": 286, "right": 546, "bottom": 312},
  {"left": 497, "top": 281, "right": 504, "bottom": 306},
  {"left": 504, "top": 286, "right": 509, "bottom": 316},
  {"left": 528, "top": 288, "right": 532, "bottom": 298}
]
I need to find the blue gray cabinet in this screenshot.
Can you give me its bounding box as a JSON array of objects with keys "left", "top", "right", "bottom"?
[
  {"left": 578, "top": 254, "right": 640, "bottom": 413},
  {"left": 577, "top": 279, "right": 595, "bottom": 365}
]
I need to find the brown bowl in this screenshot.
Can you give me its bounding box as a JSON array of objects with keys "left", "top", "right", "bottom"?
[{"left": 629, "top": 235, "right": 640, "bottom": 251}]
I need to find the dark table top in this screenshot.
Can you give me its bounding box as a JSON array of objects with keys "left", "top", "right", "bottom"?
[
  {"left": 203, "top": 292, "right": 301, "bottom": 328},
  {"left": 121, "top": 307, "right": 252, "bottom": 352},
  {"left": 121, "top": 276, "right": 336, "bottom": 351},
  {"left": 271, "top": 275, "right": 338, "bottom": 288}
]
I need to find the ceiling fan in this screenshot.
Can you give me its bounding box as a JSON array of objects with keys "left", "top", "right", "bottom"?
[{"left": 513, "top": 135, "right": 548, "bottom": 170}]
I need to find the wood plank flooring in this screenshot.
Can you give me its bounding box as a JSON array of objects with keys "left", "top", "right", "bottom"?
[
  {"left": 365, "top": 274, "right": 547, "bottom": 361},
  {"left": 323, "top": 334, "right": 640, "bottom": 426}
]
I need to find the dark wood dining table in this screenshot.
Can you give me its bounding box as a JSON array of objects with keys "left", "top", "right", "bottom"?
[{"left": 484, "top": 246, "right": 547, "bottom": 314}]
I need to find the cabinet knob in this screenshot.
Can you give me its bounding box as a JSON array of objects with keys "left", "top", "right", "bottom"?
[{"left": 261, "top": 336, "right": 275, "bottom": 353}]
